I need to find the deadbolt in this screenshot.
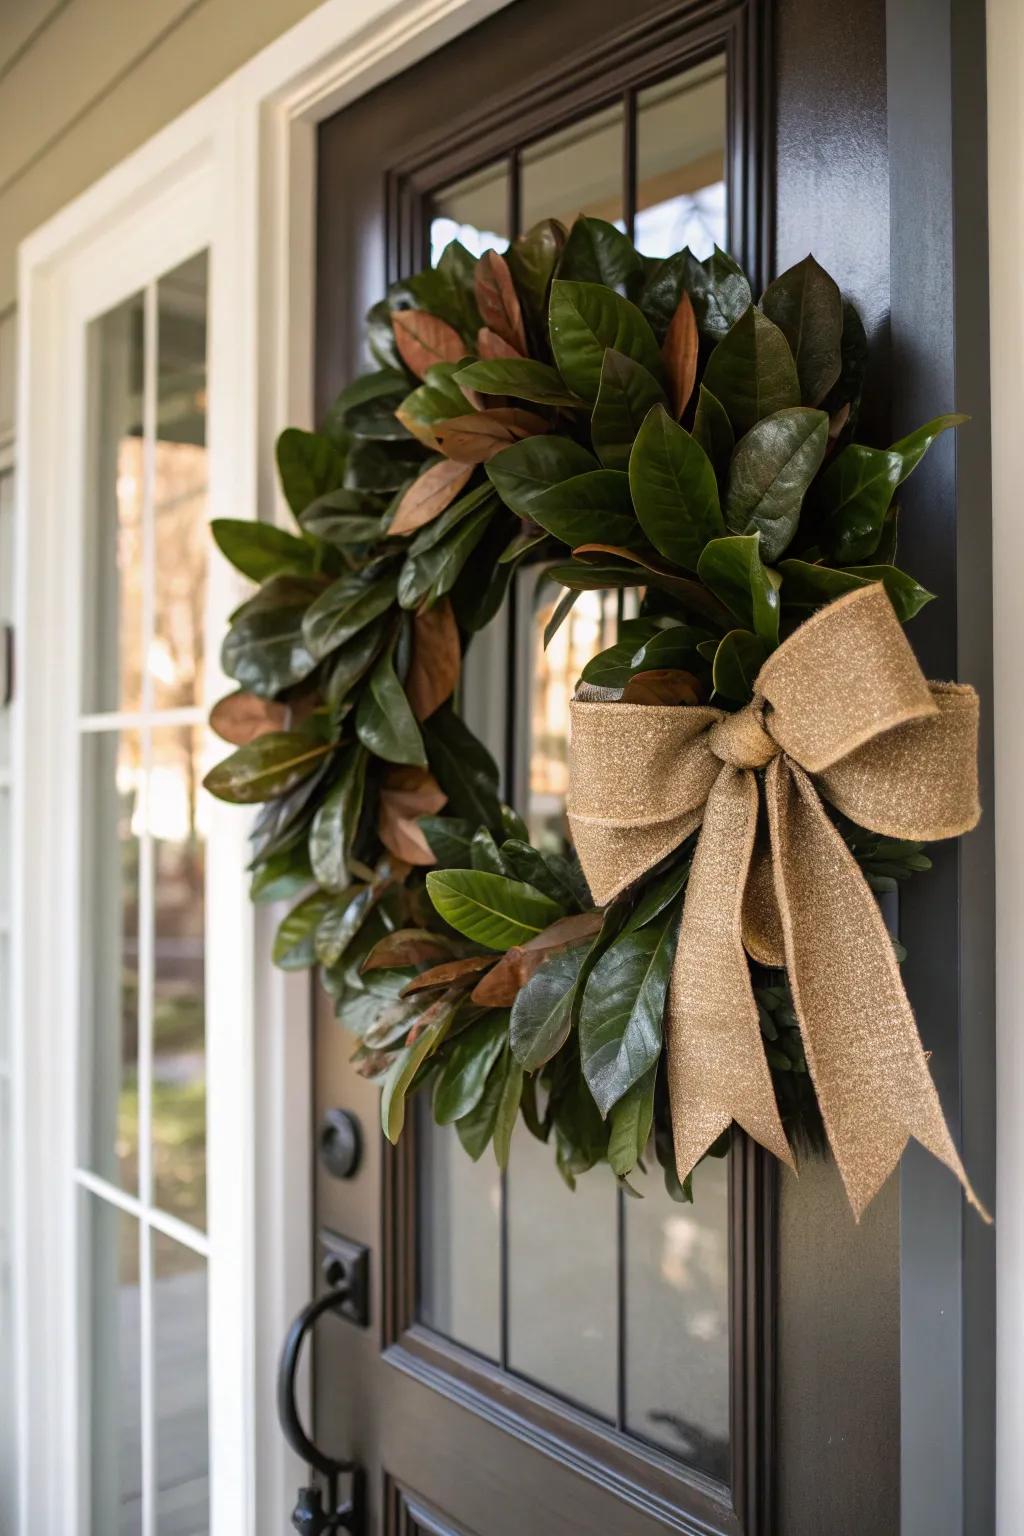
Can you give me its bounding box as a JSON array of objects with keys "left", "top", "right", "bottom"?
[{"left": 319, "top": 1108, "right": 362, "bottom": 1180}]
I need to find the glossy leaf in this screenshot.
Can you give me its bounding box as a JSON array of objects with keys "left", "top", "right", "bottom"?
[
  {"left": 378, "top": 765, "right": 447, "bottom": 865},
  {"left": 389, "top": 459, "right": 473, "bottom": 536},
  {"left": 622, "top": 857, "right": 690, "bottom": 934},
  {"left": 505, "top": 218, "right": 566, "bottom": 350},
  {"left": 422, "top": 703, "right": 503, "bottom": 833},
  {"left": 509, "top": 943, "right": 588, "bottom": 1070},
  {"left": 402, "top": 956, "right": 496, "bottom": 994},
  {"left": 777, "top": 559, "right": 935, "bottom": 622},
  {"left": 702, "top": 307, "right": 801, "bottom": 436},
  {"left": 474, "top": 250, "right": 527, "bottom": 353},
  {"left": 433, "top": 408, "right": 550, "bottom": 464},
  {"left": 498, "top": 840, "right": 589, "bottom": 913},
  {"left": 493, "top": 1049, "right": 524, "bottom": 1169},
  {"left": 697, "top": 534, "right": 781, "bottom": 645},
  {"left": 557, "top": 215, "right": 646, "bottom": 298},
  {"left": 760, "top": 255, "right": 843, "bottom": 406},
  {"left": 712, "top": 629, "right": 768, "bottom": 702},
  {"left": 812, "top": 443, "right": 903, "bottom": 563},
  {"left": 209, "top": 690, "right": 287, "bottom": 746},
  {"left": 662, "top": 291, "right": 699, "bottom": 417},
  {"left": 692, "top": 385, "right": 735, "bottom": 483},
  {"left": 590, "top": 349, "right": 668, "bottom": 471},
  {"left": 687, "top": 247, "right": 754, "bottom": 341},
  {"left": 381, "top": 989, "right": 462, "bottom": 1142},
  {"left": 454, "top": 358, "right": 581, "bottom": 407},
  {"left": 344, "top": 440, "right": 421, "bottom": 493},
  {"left": 211, "top": 519, "right": 313, "bottom": 582},
  {"left": 322, "top": 368, "right": 410, "bottom": 442},
  {"left": 891, "top": 412, "right": 969, "bottom": 486},
  {"left": 486, "top": 434, "right": 597, "bottom": 515},
  {"left": 276, "top": 429, "right": 347, "bottom": 516},
  {"left": 578, "top": 618, "right": 667, "bottom": 688},
  {"left": 426, "top": 868, "right": 564, "bottom": 951},
  {"left": 724, "top": 407, "right": 828, "bottom": 561},
  {"left": 822, "top": 299, "right": 869, "bottom": 417},
  {"left": 629, "top": 624, "right": 711, "bottom": 672},
  {"left": 406, "top": 597, "right": 460, "bottom": 719},
  {"left": 418, "top": 814, "right": 479, "bottom": 867},
  {"left": 434, "top": 1014, "right": 510, "bottom": 1124},
  {"left": 390, "top": 309, "right": 465, "bottom": 379},
  {"left": 455, "top": 1052, "right": 506, "bottom": 1160},
  {"left": 316, "top": 886, "right": 378, "bottom": 969},
  {"left": 324, "top": 618, "right": 389, "bottom": 711},
  {"left": 203, "top": 732, "right": 333, "bottom": 804},
  {"left": 397, "top": 501, "right": 495, "bottom": 610},
  {"left": 607, "top": 1069, "right": 656, "bottom": 1176},
  {"left": 355, "top": 648, "right": 427, "bottom": 766},
  {"left": 548, "top": 279, "right": 664, "bottom": 403},
  {"left": 578, "top": 914, "right": 676, "bottom": 1116},
  {"left": 628, "top": 404, "right": 724, "bottom": 571},
  {"left": 272, "top": 891, "right": 333, "bottom": 969},
  {"left": 308, "top": 746, "right": 368, "bottom": 891},
  {"left": 471, "top": 911, "right": 602, "bottom": 1006},
  {"left": 529, "top": 468, "right": 639, "bottom": 547},
  {"left": 302, "top": 570, "right": 399, "bottom": 661}
]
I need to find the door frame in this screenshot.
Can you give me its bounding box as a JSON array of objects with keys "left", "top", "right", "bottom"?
[{"left": 11, "top": 0, "right": 1008, "bottom": 1532}]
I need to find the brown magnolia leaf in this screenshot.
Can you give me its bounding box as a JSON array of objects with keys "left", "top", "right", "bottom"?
[
  {"left": 378, "top": 766, "right": 447, "bottom": 866},
  {"left": 402, "top": 955, "right": 496, "bottom": 997},
  {"left": 361, "top": 928, "right": 462, "bottom": 971},
  {"left": 662, "top": 291, "right": 699, "bottom": 418},
  {"left": 471, "top": 910, "right": 604, "bottom": 1006},
  {"left": 622, "top": 668, "right": 704, "bottom": 706},
  {"left": 477, "top": 326, "right": 522, "bottom": 360},
  {"left": 433, "top": 408, "right": 550, "bottom": 465},
  {"left": 391, "top": 309, "right": 465, "bottom": 380},
  {"left": 406, "top": 598, "right": 461, "bottom": 720},
  {"left": 828, "top": 401, "right": 851, "bottom": 444},
  {"left": 390, "top": 460, "right": 473, "bottom": 536},
  {"left": 394, "top": 407, "right": 441, "bottom": 450},
  {"left": 474, "top": 251, "right": 528, "bottom": 354},
  {"left": 355, "top": 1049, "right": 399, "bottom": 1080},
  {"left": 209, "top": 690, "right": 287, "bottom": 745}
]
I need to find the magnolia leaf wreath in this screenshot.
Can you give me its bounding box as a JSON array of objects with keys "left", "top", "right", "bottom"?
[{"left": 205, "top": 216, "right": 985, "bottom": 1217}]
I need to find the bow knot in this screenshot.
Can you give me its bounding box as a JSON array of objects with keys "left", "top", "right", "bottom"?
[{"left": 568, "top": 584, "right": 986, "bottom": 1220}]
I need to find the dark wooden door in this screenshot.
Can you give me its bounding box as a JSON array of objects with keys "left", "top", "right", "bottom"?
[{"left": 302, "top": 3, "right": 995, "bottom": 1534}]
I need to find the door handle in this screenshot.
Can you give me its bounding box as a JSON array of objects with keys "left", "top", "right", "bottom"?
[{"left": 277, "top": 1262, "right": 365, "bottom": 1534}]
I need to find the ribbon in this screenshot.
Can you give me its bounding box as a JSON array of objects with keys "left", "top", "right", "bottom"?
[{"left": 567, "top": 584, "right": 985, "bottom": 1219}]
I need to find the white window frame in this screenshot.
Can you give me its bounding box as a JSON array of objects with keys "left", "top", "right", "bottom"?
[{"left": 12, "top": 2, "right": 509, "bottom": 1533}]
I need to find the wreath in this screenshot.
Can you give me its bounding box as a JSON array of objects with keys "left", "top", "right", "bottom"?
[{"left": 205, "top": 215, "right": 984, "bottom": 1217}]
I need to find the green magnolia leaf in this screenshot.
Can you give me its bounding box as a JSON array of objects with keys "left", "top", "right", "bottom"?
[
  {"left": 578, "top": 618, "right": 666, "bottom": 687},
  {"left": 486, "top": 434, "right": 598, "bottom": 516},
  {"left": 418, "top": 814, "right": 479, "bottom": 867},
  {"left": 543, "top": 588, "right": 578, "bottom": 648},
  {"left": 702, "top": 307, "right": 801, "bottom": 436},
  {"left": 222, "top": 597, "right": 319, "bottom": 697},
  {"left": 247, "top": 757, "right": 332, "bottom": 864},
  {"left": 777, "top": 559, "right": 935, "bottom": 622},
  {"left": 435, "top": 238, "right": 482, "bottom": 340},
  {"left": 308, "top": 747, "right": 368, "bottom": 891},
  {"left": 759, "top": 255, "right": 843, "bottom": 406},
  {"left": 469, "top": 826, "right": 509, "bottom": 876},
  {"left": 499, "top": 840, "right": 587, "bottom": 911},
  {"left": 712, "top": 629, "right": 769, "bottom": 702},
  {"left": 493, "top": 1048, "right": 524, "bottom": 1169},
  {"left": 548, "top": 280, "right": 664, "bottom": 404},
  {"left": 397, "top": 501, "right": 495, "bottom": 610},
  {"left": 697, "top": 534, "right": 781, "bottom": 645},
  {"left": 529, "top": 469, "right": 639, "bottom": 547},
  {"left": 344, "top": 440, "right": 421, "bottom": 494},
  {"left": 300, "top": 488, "right": 386, "bottom": 546},
  {"left": 355, "top": 648, "right": 427, "bottom": 766},
  {"left": 434, "top": 1013, "right": 510, "bottom": 1124},
  {"left": 364, "top": 298, "right": 406, "bottom": 376},
  {"left": 454, "top": 1051, "right": 506, "bottom": 1160},
  {"left": 891, "top": 412, "right": 968, "bottom": 486},
  {"left": 407, "top": 481, "right": 494, "bottom": 555},
  {"left": 211, "top": 519, "right": 314, "bottom": 582},
  {"left": 629, "top": 624, "right": 711, "bottom": 672},
  {"left": 316, "top": 884, "right": 378, "bottom": 968},
  {"left": 591, "top": 349, "right": 668, "bottom": 471},
  {"left": 688, "top": 247, "right": 754, "bottom": 341},
  {"left": 250, "top": 844, "right": 313, "bottom": 905},
  {"left": 322, "top": 368, "right": 410, "bottom": 442},
  {"left": 557, "top": 215, "right": 646, "bottom": 298},
  {"left": 454, "top": 358, "right": 581, "bottom": 407},
  {"left": 324, "top": 618, "right": 389, "bottom": 711},
  {"left": 302, "top": 570, "right": 399, "bottom": 661},
  {"left": 607, "top": 1068, "right": 656, "bottom": 1176},
  {"left": 276, "top": 429, "right": 347, "bottom": 516},
  {"left": 381, "top": 990, "right": 461, "bottom": 1142},
  {"left": 822, "top": 299, "right": 869, "bottom": 418},
  {"left": 637, "top": 250, "right": 690, "bottom": 338},
  {"left": 272, "top": 891, "right": 334, "bottom": 969},
  {"left": 812, "top": 443, "right": 903, "bottom": 564},
  {"left": 692, "top": 385, "right": 735, "bottom": 483},
  {"left": 552, "top": 1070, "right": 610, "bottom": 1184},
  {"left": 426, "top": 869, "right": 564, "bottom": 951},
  {"left": 506, "top": 219, "right": 566, "bottom": 351},
  {"left": 422, "top": 704, "right": 503, "bottom": 832},
  {"left": 628, "top": 404, "right": 724, "bottom": 571},
  {"left": 578, "top": 912, "right": 677, "bottom": 1116},
  {"left": 204, "top": 732, "right": 333, "bottom": 804},
  {"left": 622, "top": 857, "right": 690, "bottom": 933},
  {"left": 510, "top": 943, "right": 588, "bottom": 1070},
  {"left": 724, "top": 407, "right": 829, "bottom": 561}
]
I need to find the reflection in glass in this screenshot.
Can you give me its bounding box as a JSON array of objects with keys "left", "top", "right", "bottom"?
[
  {"left": 507, "top": 1118, "right": 617, "bottom": 1419},
  {"left": 152, "top": 726, "right": 207, "bottom": 1228},
  {"left": 83, "top": 1193, "right": 142, "bottom": 1536},
  {"left": 417, "top": 1113, "right": 501, "bottom": 1360},
  {"left": 82, "top": 731, "right": 142, "bottom": 1194},
  {"left": 635, "top": 60, "right": 727, "bottom": 260},
  {"left": 431, "top": 160, "right": 510, "bottom": 266},
  {"left": 86, "top": 290, "right": 145, "bottom": 715},
  {"left": 521, "top": 104, "right": 624, "bottom": 235},
  {"left": 154, "top": 1230, "right": 209, "bottom": 1535},
  {"left": 625, "top": 1154, "right": 730, "bottom": 1479},
  {"left": 154, "top": 254, "right": 209, "bottom": 712}
]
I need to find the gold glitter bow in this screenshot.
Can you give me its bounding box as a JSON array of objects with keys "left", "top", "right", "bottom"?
[{"left": 567, "top": 583, "right": 986, "bottom": 1219}]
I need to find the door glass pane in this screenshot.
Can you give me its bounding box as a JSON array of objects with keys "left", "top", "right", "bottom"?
[
  {"left": 83, "top": 1193, "right": 142, "bottom": 1536},
  {"left": 154, "top": 1230, "right": 209, "bottom": 1534},
  {"left": 82, "top": 729, "right": 142, "bottom": 1194},
  {"left": 85, "top": 290, "right": 145, "bottom": 715},
  {"left": 153, "top": 254, "right": 209, "bottom": 712},
  {"left": 152, "top": 725, "right": 207, "bottom": 1228},
  {"left": 431, "top": 159, "right": 510, "bottom": 264},
  {"left": 0, "top": 1077, "right": 13, "bottom": 1532},
  {"left": 506, "top": 1118, "right": 617, "bottom": 1418},
  {"left": 635, "top": 59, "right": 727, "bottom": 259},
  {"left": 624, "top": 1156, "right": 730, "bottom": 1479},
  {"left": 521, "top": 103, "right": 624, "bottom": 234},
  {"left": 417, "top": 1113, "right": 501, "bottom": 1360}
]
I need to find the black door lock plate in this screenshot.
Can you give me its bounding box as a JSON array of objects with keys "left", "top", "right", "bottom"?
[{"left": 319, "top": 1229, "right": 370, "bottom": 1328}]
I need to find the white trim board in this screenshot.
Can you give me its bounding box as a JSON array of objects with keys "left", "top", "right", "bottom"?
[{"left": 13, "top": 3, "right": 511, "bottom": 1534}]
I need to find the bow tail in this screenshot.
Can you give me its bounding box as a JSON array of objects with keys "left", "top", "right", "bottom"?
[
  {"left": 764, "top": 756, "right": 988, "bottom": 1221},
  {"left": 668, "top": 764, "right": 795, "bottom": 1180}
]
